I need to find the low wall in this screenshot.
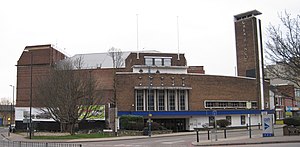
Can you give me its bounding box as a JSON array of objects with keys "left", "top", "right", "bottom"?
[{"left": 118, "top": 130, "right": 172, "bottom": 136}]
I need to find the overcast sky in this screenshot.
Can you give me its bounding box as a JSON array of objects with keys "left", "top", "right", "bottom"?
[{"left": 1, "top": 0, "right": 300, "bottom": 101}]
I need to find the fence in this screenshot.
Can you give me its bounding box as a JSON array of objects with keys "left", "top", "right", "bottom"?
[{"left": 0, "top": 140, "right": 82, "bottom": 147}]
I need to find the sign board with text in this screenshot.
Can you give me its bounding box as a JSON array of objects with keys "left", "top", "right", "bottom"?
[{"left": 262, "top": 114, "right": 274, "bottom": 137}]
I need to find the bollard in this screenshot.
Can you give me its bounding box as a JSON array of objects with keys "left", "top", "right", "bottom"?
[
  {"left": 207, "top": 130, "right": 210, "bottom": 140},
  {"left": 224, "top": 129, "right": 227, "bottom": 139},
  {"left": 196, "top": 130, "right": 199, "bottom": 142}
]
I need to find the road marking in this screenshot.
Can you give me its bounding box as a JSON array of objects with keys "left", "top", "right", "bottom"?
[
  {"left": 162, "top": 140, "right": 185, "bottom": 144},
  {"left": 114, "top": 144, "right": 141, "bottom": 147}
]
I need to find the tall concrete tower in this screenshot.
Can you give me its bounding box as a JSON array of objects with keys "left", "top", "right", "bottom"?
[{"left": 234, "top": 10, "right": 265, "bottom": 109}]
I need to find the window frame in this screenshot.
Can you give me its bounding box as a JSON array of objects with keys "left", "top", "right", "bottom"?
[
  {"left": 136, "top": 90, "right": 144, "bottom": 111},
  {"left": 168, "top": 90, "right": 176, "bottom": 111},
  {"left": 241, "top": 115, "right": 246, "bottom": 125}
]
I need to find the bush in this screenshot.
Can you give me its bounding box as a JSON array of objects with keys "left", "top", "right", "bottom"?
[
  {"left": 150, "top": 122, "right": 167, "bottom": 130},
  {"left": 120, "top": 115, "right": 144, "bottom": 131},
  {"left": 283, "top": 117, "right": 300, "bottom": 126},
  {"left": 216, "top": 119, "right": 230, "bottom": 128}
]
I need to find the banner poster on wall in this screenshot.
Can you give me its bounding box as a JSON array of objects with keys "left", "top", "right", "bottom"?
[
  {"left": 79, "top": 105, "right": 105, "bottom": 120},
  {"left": 16, "top": 105, "right": 105, "bottom": 122}
]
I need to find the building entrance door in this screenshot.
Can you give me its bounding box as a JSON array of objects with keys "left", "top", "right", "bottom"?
[{"left": 153, "top": 118, "right": 186, "bottom": 132}]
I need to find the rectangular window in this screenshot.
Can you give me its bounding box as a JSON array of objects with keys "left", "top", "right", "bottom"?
[
  {"left": 155, "top": 58, "right": 162, "bottom": 66},
  {"left": 147, "top": 90, "right": 154, "bottom": 111},
  {"left": 179, "top": 90, "right": 186, "bottom": 110},
  {"left": 295, "top": 89, "right": 300, "bottom": 97},
  {"left": 226, "top": 116, "right": 232, "bottom": 125},
  {"left": 251, "top": 102, "right": 258, "bottom": 109},
  {"left": 205, "top": 102, "right": 213, "bottom": 108},
  {"left": 209, "top": 116, "right": 215, "bottom": 126},
  {"left": 241, "top": 115, "right": 246, "bottom": 125},
  {"left": 163, "top": 58, "right": 171, "bottom": 66},
  {"left": 204, "top": 101, "right": 248, "bottom": 109},
  {"left": 157, "top": 90, "right": 165, "bottom": 111},
  {"left": 239, "top": 102, "right": 246, "bottom": 107},
  {"left": 136, "top": 90, "right": 144, "bottom": 111},
  {"left": 233, "top": 102, "right": 239, "bottom": 107},
  {"left": 145, "top": 58, "right": 153, "bottom": 66},
  {"left": 168, "top": 90, "right": 176, "bottom": 111}
]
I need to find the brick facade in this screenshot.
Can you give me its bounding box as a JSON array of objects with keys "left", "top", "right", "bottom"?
[
  {"left": 116, "top": 73, "right": 268, "bottom": 111},
  {"left": 16, "top": 45, "right": 66, "bottom": 107}
]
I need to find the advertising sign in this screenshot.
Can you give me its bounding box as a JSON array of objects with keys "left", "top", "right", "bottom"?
[
  {"left": 16, "top": 105, "right": 105, "bottom": 122},
  {"left": 262, "top": 114, "right": 274, "bottom": 137},
  {"left": 79, "top": 105, "right": 105, "bottom": 120},
  {"left": 286, "top": 106, "right": 292, "bottom": 112}
]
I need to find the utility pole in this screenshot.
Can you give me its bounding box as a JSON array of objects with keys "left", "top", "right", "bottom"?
[
  {"left": 9, "top": 85, "right": 15, "bottom": 134},
  {"left": 148, "top": 66, "right": 152, "bottom": 137},
  {"left": 29, "top": 51, "right": 33, "bottom": 139}
]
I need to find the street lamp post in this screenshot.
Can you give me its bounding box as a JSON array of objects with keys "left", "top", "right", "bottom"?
[
  {"left": 148, "top": 66, "right": 152, "bottom": 137},
  {"left": 29, "top": 51, "right": 33, "bottom": 139},
  {"left": 247, "top": 101, "right": 252, "bottom": 138},
  {"left": 9, "top": 85, "right": 15, "bottom": 132},
  {"left": 213, "top": 110, "right": 217, "bottom": 141},
  {"left": 9, "top": 85, "right": 15, "bottom": 106}
]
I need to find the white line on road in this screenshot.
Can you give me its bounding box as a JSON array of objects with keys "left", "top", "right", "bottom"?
[
  {"left": 114, "top": 144, "right": 141, "bottom": 147},
  {"left": 162, "top": 140, "right": 185, "bottom": 144}
]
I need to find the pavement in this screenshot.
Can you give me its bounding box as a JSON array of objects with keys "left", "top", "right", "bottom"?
[
  {"left": 2, "top": 125, "right": 300, "bottom": 146},
  {"left": 191, "top": 131, "right": 300, "bottom": 146}
]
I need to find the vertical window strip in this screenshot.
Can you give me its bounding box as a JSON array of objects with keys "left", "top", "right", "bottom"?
[
  {"left": 148, "top": 90, "right": 155, "bottom": 111},
  {"left": 169, "top": 90, "right": 175, "bottom": 110},
  {"left": 158, "top": 90, "right": 165, "bottom": 111},
  {"left": 179, "top": 90, "right": 185, "bottom": 110},
  {"left": 136, "top": 90, "right": 144, "bottom": 111}
]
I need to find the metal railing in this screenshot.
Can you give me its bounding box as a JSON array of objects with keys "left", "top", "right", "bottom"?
[{"left": 0, "top": 140, "right": 82, "bottom": 147}]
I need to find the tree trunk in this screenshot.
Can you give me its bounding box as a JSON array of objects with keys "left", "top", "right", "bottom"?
[
  {"left": 60, "top": 122, "right": 67, "bottom": 133},
  {"left": 69, "top": 123, "right": 76, "bottom": 135}
]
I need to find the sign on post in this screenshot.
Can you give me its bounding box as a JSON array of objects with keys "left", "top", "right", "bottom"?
[{"left": 262, "top": 114, "right": 274, "bottom": 137}]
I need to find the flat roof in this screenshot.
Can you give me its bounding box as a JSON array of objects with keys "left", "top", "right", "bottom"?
[{"left": 234, "top": 10, "right": 262, "bottom": 21}]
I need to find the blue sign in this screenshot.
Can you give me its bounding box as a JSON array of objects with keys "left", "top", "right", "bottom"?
[
  {"left": 262, "top": 114, "right": 274, "bottom": 137},
  {"left": 213, "top": 110, "right": 217, "bottom": 116},
  {"left": 286, "top": 106, "right": 292, "bottom": 112},
  {"left": 264, "top": 122, "right": 269, "bottom": 130}
]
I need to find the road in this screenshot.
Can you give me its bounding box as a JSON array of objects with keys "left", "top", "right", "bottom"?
[
  {"left": 229, "top": 143, "right": 300, "bottom": 147},
  {"left": 81, "top": 128, "right": 283, "bottom": 147},
  {"left": 0, "top": 127, "right": 9, "bottom": 140}
]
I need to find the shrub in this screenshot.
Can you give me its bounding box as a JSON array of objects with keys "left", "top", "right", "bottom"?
[
  {"left": 216, "top": 119, "right": 230, "bottom": 128},
  {"left": 283, "top": 117, "right": 300, "bottom": 126},
  {"left": 120, "top": 115, "right": 144, "bottom": 131},
  {"left": 151, "top": 122, "right": 167, "bottom": 130},
  {"left": 144, "top": 122, "right": 168, "bottom": 131}
]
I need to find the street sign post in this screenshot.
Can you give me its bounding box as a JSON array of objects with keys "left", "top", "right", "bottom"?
[{"left": 262, "top": 114, "right": 274, "bottom": 137}]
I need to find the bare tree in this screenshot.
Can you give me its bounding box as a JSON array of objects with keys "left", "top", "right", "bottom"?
[
  {"left": 0, "top": 97, "right": 11, "bottom": 105},
  {"left": 265, "top": 12, "right": 300, "bottom": 87},
  {"left": 108, "top": 47, "right": 124, "bottom": 135},
  {"left": 37, "top": 57, "right": 97, "bottom": 135},
  {"left": 108, "top": 47, "right": 124, "bottom": 68}
]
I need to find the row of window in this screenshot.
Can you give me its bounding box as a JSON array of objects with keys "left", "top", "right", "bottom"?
[
  {"left": 145, "top": 57, "right": 171, "bottom": 66},
  {"left": 136, "top": 89, "right": 188, "bottom": 111},
  {"left": 208, "top": 115, "right": 247, "bottom": 126},
  {"left": 204, "top": 101, "right": 258, "bottom": 109}
]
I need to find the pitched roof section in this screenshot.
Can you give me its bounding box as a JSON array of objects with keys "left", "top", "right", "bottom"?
[{"left": 67, "top": 50, "right": 161, "bottom": 69}]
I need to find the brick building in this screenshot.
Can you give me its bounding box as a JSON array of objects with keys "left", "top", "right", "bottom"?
[
  {"left": 15, "top": 10, "right": 274, "bottom": 132},
  {"left": 15, "top": 46, "right": 272, "bottom": 132}
]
